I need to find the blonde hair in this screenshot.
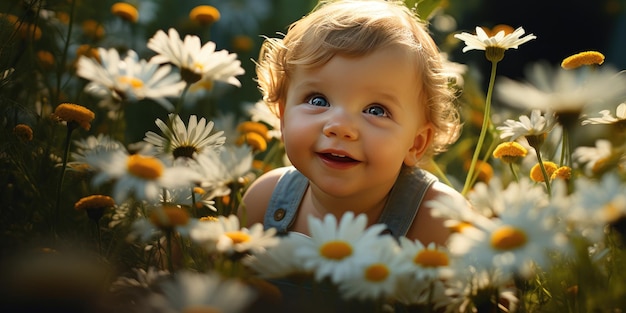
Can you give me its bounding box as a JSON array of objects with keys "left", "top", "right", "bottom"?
[{"left": 256, "top": 0, "right": 460, "bottom": 156}]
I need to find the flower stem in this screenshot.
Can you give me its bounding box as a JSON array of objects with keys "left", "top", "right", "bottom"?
[
  {"left": 509, "top": 163, "right": 519, "bottom": 182},
  {"left": 53, "top": 124, "right": 75, "bottom": 239},
  {"left": 463, "top": 60, "right": 499, "bottom": 195},
  {"left": 174, "top": 83, "right": 191, "bottom": 115},
  {"left": 55, "top": 0, "right": 76, "bottom": 105},
  {"left": 534, "top": 149, "right": 552, "bottom": 195},
  {"left": 166, "top": 230, "right": 174, "bottom": 273}
]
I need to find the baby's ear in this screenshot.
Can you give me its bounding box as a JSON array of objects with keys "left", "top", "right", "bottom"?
[{"left": 403, "top": 125, "right": 433, "bottom": 166}]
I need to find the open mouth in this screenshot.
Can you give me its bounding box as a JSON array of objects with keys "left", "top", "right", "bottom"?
[{"left": 319, "top": 152, "right": 359, "bottom": 163}]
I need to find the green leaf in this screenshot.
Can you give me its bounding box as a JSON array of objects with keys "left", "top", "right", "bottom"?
[{"left": 404, "top": 0, "right": 443, "bottom": 21}]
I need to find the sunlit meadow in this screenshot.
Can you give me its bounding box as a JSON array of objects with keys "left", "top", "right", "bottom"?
[{"left": 1, "top": 0, "right": 626, "bottom": 312}]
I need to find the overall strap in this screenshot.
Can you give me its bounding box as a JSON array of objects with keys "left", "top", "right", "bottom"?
[
  {"left": 263, "top": 166, "right": 309, "bottom": 234},
  {"left": 377, "top": 166, "right": 438, "bottom": 239}
]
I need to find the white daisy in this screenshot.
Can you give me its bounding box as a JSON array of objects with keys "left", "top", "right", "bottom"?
[
  {"left": 454, "top": 26, "right": 536, "bottom": 52},
  {"left": 147, "top": 271, "right": 255, "bottom": 313},
  {"left": 568, "top": 173, "right": 626, "bottom": 242},
  {"left": 76, "top": 47, "right": 185, "bottom": 111},
  {"left": 245, "top": 100, "right": 282, "bottom": 140},
  {"left": 128, "top": 205, "right": 197, "bottom": 243},
  {"left": 448, "top": 196, "right": 569, "bottom": 279},
  {"left": 215, "top": 214, "right": 279, "bottom": 255},
  {"left": 85, "top": 147, "right": 203, "bottom": 203},
  {"left": 397, "top": 238, "right": 453, "bottom": 281},
  {"left": 337, "top": 235, "right": 406, "bottom": 301},
  {"left": 496, "top": 62, "right": 626, "bottom": 115},
  {"left": 437, "top": 266, "right": 518, "bottom": 313},
  {"left": 188, "top": 217, "right": 223, "bottom": 253},
  {"left": 497, "top": 109, "right": 558, "bottom": 142},
  {"left": 295, "top": 212, "right": 387, "bottom": 284},
  {"left": 159, "top": 186, "right": 218, "bottom": 211},
  {"left": 71, "top": 134, "right": 124, "bottom": 162},
  {"left": 582, "top": 102, "right": 626, "bottom": 125},
  {"left": 198, "top": 145, "right": 255, "bottom": 192},
  {"left": 572, "top": 139, "right": 622, "bottom": 176},
  {"left": 147, "top": 28, "right": 244, "bottom": 86},
  {"left": 468, "top": 177, "right": 548, "bottom": 218},
  {"left": 428, "top": 191, "right": 492, "bottom": 234},
  {"left": 144, "top": 113, "right": 225, "bottom": 161},
  {"left": 243, "top": 232, "right": 311, "bottom": 279}
]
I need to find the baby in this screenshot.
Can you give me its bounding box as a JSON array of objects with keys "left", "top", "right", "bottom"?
[{"left": 241, "top": 0, "right": 463, "bottom": 247}]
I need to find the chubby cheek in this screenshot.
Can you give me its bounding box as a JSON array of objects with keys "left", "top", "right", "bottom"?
[{"left": 281, "top": 115, "right": 318, "bottom": 164}]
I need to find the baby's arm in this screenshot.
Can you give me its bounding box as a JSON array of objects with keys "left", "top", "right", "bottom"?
[
  {"left": 407, "top": 181, "right": 467, "bottom": 246},
  {"left": 238, "top": 167, "right": 291, "bottom": 227}
]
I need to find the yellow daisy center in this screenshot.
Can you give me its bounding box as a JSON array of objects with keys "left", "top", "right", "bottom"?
[
  {"left": 414, "top": 249, "right": 449, "bottom": 267},
  {"left": 364, "top": 263, "right": 389, "bottom": 282},
  {"left": 561, "top": 51, "right": 605, "bottom": 70},
  {"left": 126, "top": 154, "right": 164, "bottom": 180},
  {"left": 111, "top": 2, "right": 139, "bottom": 23},
  {"left": 118, "top": 76, "right": 144, "bottom": 89},
  {"left": 448, "top": 221, "right": 473, "bottom": 233},
  {"left": 74, "top": 195, "right": 115, "bottom": 211},
  {"left": 200, "top": 216, "right": 219, "bottom": 222},
  {"left": 490, "top": 225, "right": 527, "bottom": 250},
  {"left": 482, "top": 24, "right": 515, "bottom": 37},
  {"left": 150, "top": 206, "right": 190, "bottom": 229},
  {"left": 320, "top": 240, "right": 352, "bottom": 260},
  {"left": 529, "top": 161, "right": 558, "bottom": 182},
  {"left": 53, "top": 103, "right": 96, "bottom": 130},
  {"left": 189, "top": 5, "right": 221, "bottom": 25},
  {"left": 225, "top": 231, "right": 251, "bottom": 244}
]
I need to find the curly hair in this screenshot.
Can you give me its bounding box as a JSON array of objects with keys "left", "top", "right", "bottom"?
[{"left": 256, "top": 0, "right": 460, "bottom": 157}]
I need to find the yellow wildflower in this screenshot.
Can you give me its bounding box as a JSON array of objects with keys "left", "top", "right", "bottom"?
[
  {"left": 189, "top": 5, "right": 220, "bottom": 25},
  {"left": 237, "top": 132, "right": 268, "bottom": 152},
  {"left": 237, "top": 121, "right": 269, "bottom": 139},
  {"left": 551, "top": 166, "right": 572, "bottom": 181},
  {"left": 53, "top": 103, "right": 95, "bottom": 130},
  {"left": 13, "top": 124, "right": 33, "bottom": 141},
  {"left": 36, "top": 50, "right": 55, "bottom": 70},
  {"left": 529, "top": 161, "right": 558, "bottom": 182},
  {"left": 561, "top": 51, "right": 605, "bottom": 70},
  {"left": 493, "top": 141, "right": 528, "bottom": 164},
  {"left": 82, "top": 20, "right": 105, "bottom": 40},
  {"left": 75, "top": 195, "right": 115, "bottom": 211},
  {"left": 75, "top": 195, "right": 115, "bottom": 221},
  {"left": 150, "top": 205, "right": 190, "bottom": 230},
  {"left": 111, "top": 2, "right": 139, "bottom": 23},
  {"left": 232, "top": 35, "right": 254, "bottom": 52}
]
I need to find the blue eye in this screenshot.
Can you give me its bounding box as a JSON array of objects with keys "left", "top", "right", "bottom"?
[
  {"left": 364, "top": 105, "right": 388, "bottom": 117},
  {"left": 307, "top": 95, "right": 329, "bottom": 107}
]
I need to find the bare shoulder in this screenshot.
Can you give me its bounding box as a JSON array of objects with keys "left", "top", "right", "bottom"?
[
  {"left": 407, "top": 180, "right": 467, "bottom": 246},
  {"left": 238, "top": 167, "right": 292, "bottom": 227}
]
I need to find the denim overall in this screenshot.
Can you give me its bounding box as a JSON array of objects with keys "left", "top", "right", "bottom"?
[{"left": 261, "top": 165, "right": 437, "bottom": 313}]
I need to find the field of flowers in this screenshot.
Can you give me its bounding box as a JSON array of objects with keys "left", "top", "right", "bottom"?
[{"left": 1, "top": 0, "right": 626, "bottom": 312}]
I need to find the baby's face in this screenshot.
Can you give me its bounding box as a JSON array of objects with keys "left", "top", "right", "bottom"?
[{"left": 281, "top": 45, "right": 432, "bottom": 197}]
